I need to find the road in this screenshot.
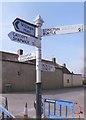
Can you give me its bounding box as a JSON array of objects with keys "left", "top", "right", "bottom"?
[{"left": 0, "top": 86, "right": 85, "bottom": 119}]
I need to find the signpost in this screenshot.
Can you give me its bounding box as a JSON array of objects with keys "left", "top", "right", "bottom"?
[
  {"left": 18, "top": 52, "right": 36, "bottom": 62},
  {"left": 8, "top": 15, "right": 44, "bottom": 119},
  {"left": 8, "top": 31, "right": 41, "bottom": 48},
  {"left": 41, "top": 63, "right": 55, "bottom": 72},
  {"left": 8, "top": 15, "right": 84, "bottom": 119},
  {"left": 13, "top": 18, "right": 37, "bottom": 37}
]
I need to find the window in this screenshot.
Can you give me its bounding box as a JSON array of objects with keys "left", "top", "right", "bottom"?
[
  {"left": 67, "top": 79, "right": 69, "bottom": 83},
  {"left": 17, "top": 71, "right": 21, "bottom": 76}
]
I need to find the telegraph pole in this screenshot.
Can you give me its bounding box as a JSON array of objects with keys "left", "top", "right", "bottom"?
[{"left": 34, "top": 15, "right": 44, "bottom": 119}]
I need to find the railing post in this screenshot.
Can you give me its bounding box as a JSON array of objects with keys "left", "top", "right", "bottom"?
[
  {"left": 66, "top": 106, "right": 68, "bottom": 117},
  {"left": 2, "top": 112, "right": 4, "bottom": 120},
  {"left": 60, "top": 104, "right": 62, "bottom": 116}
]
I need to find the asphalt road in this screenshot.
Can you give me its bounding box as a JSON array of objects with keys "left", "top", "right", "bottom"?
[{"left": 0, "top": 86, "right": 85, "bottom": 119}]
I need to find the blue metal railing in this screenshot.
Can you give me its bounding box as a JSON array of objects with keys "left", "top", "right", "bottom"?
[
  {"left": 43, "top": 98, "right": 75, "bottom": 119},
  {"left": 0, "top": 105, "right": 15, "bottom": 119}
]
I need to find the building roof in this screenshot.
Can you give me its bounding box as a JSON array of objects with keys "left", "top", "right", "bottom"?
[{"left": 62, "top": 66, "right": 71, "bottom": 74}]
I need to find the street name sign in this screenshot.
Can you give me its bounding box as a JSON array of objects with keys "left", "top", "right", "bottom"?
[
  {"left": 13, "top": 18, "right": 37, "bottom": 37},
  {"left": 8, "top": 31, "right": 41, "bottom": 48},
  {"left": 18, "top": 52, "right": 36, "bottom": 62},
  {"left": 41, "top": 62, "right": 55, "bottom": 72},
  {"left": 42, "top": 24, "right": 84, "bottom": 36}
]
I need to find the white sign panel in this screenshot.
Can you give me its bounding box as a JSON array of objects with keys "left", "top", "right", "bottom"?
[
  {"left": 42, "top": 24, "right": 84, "bottom": 36},
  {"left": 8, "top": 31, "right": 41, "bottom": 48},
  {"left": 18, "top": 52, "right": 36, "bottom": 62},
  {"left": 41, "top": 62, "right": 55, "bottom": 72},
  {"left": 13, "top": 18, "right": 37, "bottom": 37}
]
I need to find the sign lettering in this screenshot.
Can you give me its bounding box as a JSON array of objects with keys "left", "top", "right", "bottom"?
[{"left": 8, "top": 31, "right": 41, "bottom": 47}]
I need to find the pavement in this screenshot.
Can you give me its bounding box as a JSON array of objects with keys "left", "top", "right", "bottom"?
[{"left": 0, "top": 86, "right": 85, "bottom": 119}]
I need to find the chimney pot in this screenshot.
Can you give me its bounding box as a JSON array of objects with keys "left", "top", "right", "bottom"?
[
  {"left": 52, "top": 58, "right": 56, "bottom": 63},
  {"left": 72, "top": 71, "right": 73, "bottom": 74},
  {"left": 63, "top": 63, "right": 66, "bottom": 67},
  {"left": 17, "top": 49, "right": 23, "bottom": 56}
]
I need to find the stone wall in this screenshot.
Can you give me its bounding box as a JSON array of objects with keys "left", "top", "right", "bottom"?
[{"left": 1, "top": 60, "right": 63, "bottom": 93}]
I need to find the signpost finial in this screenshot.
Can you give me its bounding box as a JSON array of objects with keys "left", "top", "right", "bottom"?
[{"left": 34, "top": 15, "right": 44, "bottom": 27}]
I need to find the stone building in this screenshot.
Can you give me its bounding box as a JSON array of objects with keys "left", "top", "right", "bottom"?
[{"left": 0, "top": 50, "right": 83, "bottom": 93}]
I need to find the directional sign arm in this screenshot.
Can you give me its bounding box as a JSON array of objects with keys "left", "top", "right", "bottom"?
[
  {"left": 13, "top": 18, "right": 37, "bottom": 37},
  {"left": 8, "top": 31, "right": 41, "bottom": 48},
  {"left": 18, "top": 52, "right": 36, "bottom": 62},
  {"left": 42, "top": 24, "right": 85, "bottom": 36},
  {"left": 41, "top": 62, "right": 55, "bottom": 72},
  {"left": 13, "top": 19, "right": 20, "bottom": 30}
]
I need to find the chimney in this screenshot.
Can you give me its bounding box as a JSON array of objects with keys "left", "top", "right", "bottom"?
[
  {"left": 72, "top": 71, "right": 73, "bottom": 74},
  {"left": 63, "top": 63, "right": 66, "bottom": 67},
  {"left": 52, "top": 58, "right": 56, "bottom": 63},
  {"left": 17, "top": 49, "right": 23, "bottom": 56}
]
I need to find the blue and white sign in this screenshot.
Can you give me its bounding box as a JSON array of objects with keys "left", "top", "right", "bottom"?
[{"left": 13, "top": 18, "right": 37, "bottom": 37}]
